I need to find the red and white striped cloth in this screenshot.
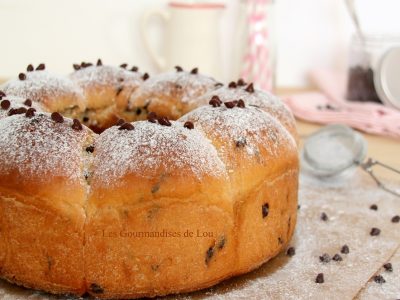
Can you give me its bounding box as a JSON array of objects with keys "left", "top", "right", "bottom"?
[
  {"left": 283, "top": 70, "right": 400, "bottom": 139},
  {"left": 240, "top": 0, "right": 273, "bottom": 92}
]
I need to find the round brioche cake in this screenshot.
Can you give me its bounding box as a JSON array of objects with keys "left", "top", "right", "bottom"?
[{"left": 0, "top": 63, "right": 299, "bottom": 299}]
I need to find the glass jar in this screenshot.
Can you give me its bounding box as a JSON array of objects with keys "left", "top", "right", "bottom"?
[{"left": 346, "top": 34, "right": 400, "bottom": 104}]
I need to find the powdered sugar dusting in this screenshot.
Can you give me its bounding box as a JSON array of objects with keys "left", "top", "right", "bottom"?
[
  {"left": 0, "top": 113, "right": 91, "bottom": 184},
  {"left": 1, "top": 71, "right": 84, "bottom": 107},
  {"left": 93, "top": 121, "right": 227, "bottom": 186},
  {"left": 0, "top": 95, "right": 44, "bottom": 119},
  {"left": 130, "top": 71, "right": 218, "bottom": 104},
  {"left": 180, "top": 105, "right": 296, "bottom": 158}
]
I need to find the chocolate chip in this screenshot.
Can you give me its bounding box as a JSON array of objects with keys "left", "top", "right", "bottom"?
[
  {"left": 370, "top": 227, "right": 381, "bottom": 236},
  {"left": 184, "top": 121, "right": 194, "bottom": 130},
  {"left": 205, "top": 246, "right": 214, "bottom": 264},
  {"left": 286, "top": 247, "right": 296, "bottom": 257},
  {"left": 36, "top": 63, "right": 45, "bottom": 71},
  {"left": 8, "top": 107, "right": 27, "bottom": 116},
  {"left": 262, "top": 203, "right": 269, "bottom": 218},
  {"left": 224, "top": 101, "right": 236, "bottom": 109},
  {"left": 320, "top": 212, "right": 328, "bottom": 221},
  {"left": 1, "top": 100, "right": 10, "bottom": 110},
  {"left": 120, "top": 63, "right": 128, "bottom": 69},
  {"left": 90, "top": 283, "right": 104, "bottom": 294},
  {"left": 83, "top": 116, "right": 89, "bottom": 122},
  {"left": 96, "top": 59, "right": 102, "bottom": 66},
  {"left": 147, "top": 112, "right": 157, "bottom": 123},
  {"left": 116, "top": 119, "right": 125, "bottom": 126},
  {"left": 158, "top": 116, "right": 171, "bottom": 126},
  {"left": 51, "top": 112, "right": 64, "bottom": 123},
  {"left": 116, "top": 86, "right": 123, "bottom": 96},
  {"left": 72, "top": 119, "right": 83, "bottom": 131},
  {"left": 383, "top": 263, "right": 393, "bottom": 272},
  {"left": 19, "top": 73, "right": 26, "bottom": 80},
  {"left": 190, "top": 67, "right": 198, "bottom": 74},
  {"left": 237, "top": 99, "right": 245, "bottom": 108},
  {"left": 228, "top": 81, "right": 237, "bottom": 89},
  {"left": 315, "top": 273, "right": 324, "bottom": 283},
  {"left": 237, "top": 78, "right": 246, "bottom": 86},
  {"left": 81, "top": 62, "right": 93, "bottom": 68},
  {"left": 73, "top": 64, "right": 81, "bottom": 71},
  {"left": 119, "top": 122, "right": 134, "bottom": 130},
  {"left": 142, "top": 73, "right": 150, "bottom": 81},
  {"left": 319, "top": 253, "right": 331, "bottom": 263},
  {"left": 0, "top": 91, "right": 5, "bottom": 97},
  {"left": 25, "top": 108, "right": 36, "bottom": 118},
  {"left": 370, "top": 204, "right": 378, "bottom": 211},
  {"left": 341, "top": 245, "right": 350, "bottom": 254},
  {"left": 236, "top": 137, "right": 246, "bottom": 148},
  {"left": 131, "top": 66, "right": 138, "bottom": 72},
  {"left": 135, "top": 108, "right": 142, "bottom": 115},
  {"left": 245, "top": 83, "right": 255, "bottom": 93},
  {"left": 24, "top": 99, "right": 32, "bottom": 107},
  {"left": 215, "top": 82, "right": 223, "bottom": 87},
  {"left": 27, "top": 64, "right": 34, "bottom": 72},
  {"left": 209, "top": 95, "right": 222, "bottom": 107},
  {"left": 392, "top": 215, "right": 400, "bottom": 223},
  {"left": 373, "top": 275, "right": 385, "bottom": 284},
  {"left": 332, "top": 254, "right": 343, "bottom": 261},
  {"left": 175, "top": 66, "right": 183, "bottom": 72},
  {"left": 86, "top": 145, "right": 95, "bottom": 153}
]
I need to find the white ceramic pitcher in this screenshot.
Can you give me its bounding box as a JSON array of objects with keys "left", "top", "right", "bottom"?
[{"left": 141, "top": 2, "right": 225, "bottom": 78}]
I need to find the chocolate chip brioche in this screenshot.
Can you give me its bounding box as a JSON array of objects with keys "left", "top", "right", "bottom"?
[{"left": 0, "top": 64, "right": 298, "bottom": 299}]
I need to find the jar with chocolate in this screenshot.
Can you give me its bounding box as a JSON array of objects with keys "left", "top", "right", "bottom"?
[{"left": 346, "top": 34, "right": 400, "bottom": 106}]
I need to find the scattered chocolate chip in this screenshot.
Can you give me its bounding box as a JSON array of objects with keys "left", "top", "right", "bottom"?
[
  {"left": 147, "top": 112, "right": 157, "bottom": 123},
  {"left": 383, "top": 263, "right": 393, "bottom": 272},
  {"left": 18, "top": 73, "right": 26, "bottom": 80},
  {"left": 175, "top": 66, "right": 183, "bottom": 72},
  {"left": 36, "top": 63, "right": 45, "bottom": 71},
  {"left": 51, "top": 112, "right": 64, "bottom": 123},
  {"left": 24, "top": 99, "right": 32, "bottom": 107},
  {"left": 236, "top": 137, "right": 246, "bottom": 148},
  {"left": 205, "top": 246, "right": 214, "bottom": 264},
  {"left": 119, "top": 122, "right": 134, "bottom": 130},
  {"left": 320, "top": 212, "right": 328, "bottom": 221},
  {"left": 72, "top": 119, "right": 83, "bottom": 131},
  {"left": 332, "top": 254, "right": 343, "bottom": 261},
  {"left": 116, "top": 86, "right": 123, "bottom": 96},
  {"left": 373, "top": 275, "right": 385, "bottom": 284},
  {"left": 0, "top": 91, "right": 5, "bottom": 97},
  {"left": 215, "top": 82, "right": 223, "bottom": 87},
  {"left": 135, "top": 108, "right": 142, "bottom": 115},
  {"left": 228, "top": 81, "right": 237, "bottom": 88},
  {"left": 86, "top": 145, "right": 95, "bottom": 153},
  {"left": 25, "top": 108, "right": 36, "bottom": 118},
  {"left": 237, "top": 78, "right": 246, "bottom": 86},
  {"left": 224, "top": 101, "right": 236, "bottom": 109},
  {"left": 8, "top": 107, "right": 27, "bottom": 116},
  {"left": 262, "top": 203, "right": 269, "bottom": 218},
  {"left": 73, "top": 64, "right": 81, "bottom": 71},
  {"left": 341, "top": 245, "right": 350, "bottom": 254},
  {"left": 286, "top": 247, "right": 296, "bottom": 257},
  {"left": 27, "top": 64, "right": 34, "bottom": 72},
  {"left": 190, "top": 67, "right": 198, "bottom": 74},
  {"left": 1, "top": 100, "right": 10, "bottom": 110},
  {"left": 83, "top": 116, "right": 89, "bottom": 122},
  {"left": 237, "top": 99, "right": 245, "bottom": 108},
  {"left": 370, "top": 227, "right": 381, "bottom": 236},
  {"left": 142, "top": 73, "right": 150, "bottom": 81},
  {"left": 120, "top": 63, "right": 128, "bottom": 69},
  {"left": 131, "top": 66, "right": 138, "bottom": 72},
  {"left": 90, "top": 283, "right": 104, "bottom": 294},
  {"left": 392, "top": 215, "right": 400, "bottom": 223},
  {"left": 370, "top": 204, "right": 378, "bottom": 211},
  {"left": 81, "top": 62, "right": 93, "bottom": 68},
  {"left": 158, "top": 116, "right": 171, "bottom": 126},
  {"left": 209, "top": 95, "right": 222, "bottom": 107},
  {"left": 184, "top": 121, "right": 194, "bottom": 130},
  {"left": 245, "top": 83, "right": 254, "bottom": 93},
  {"left": 116, "top": 119, "right": 125, "bottom": 126},
  {"left": 319, "top": 253, "right": 331, "bottom": 263},
  {"left": 315, "top": 273, "right": 324, "bottom": 283},
  {"left": 95, "top": 59, "right": 102, "bottom": 66}
]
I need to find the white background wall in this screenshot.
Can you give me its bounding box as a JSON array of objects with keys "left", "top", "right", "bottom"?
[{"left": 0, "top": 0, "right": 399, "bottom": 87}]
